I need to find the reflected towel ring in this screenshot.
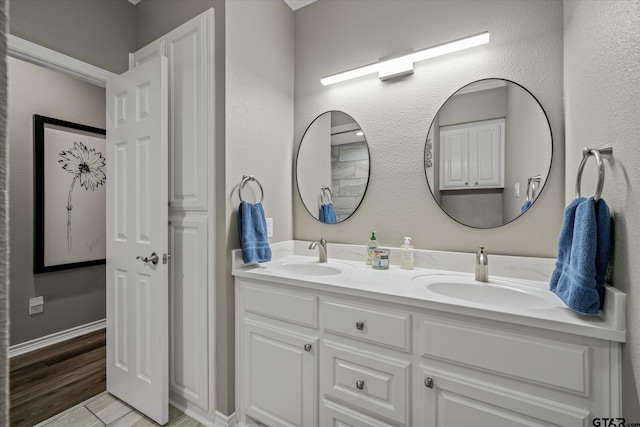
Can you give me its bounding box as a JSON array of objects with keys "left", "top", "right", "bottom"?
[
  {"left": 526, "top": 175, "right": 541, "bottom": 202},
  {"left": 239, "top": 175, "right": 264, "bottom": 203},
  {"left": 575, "top": 144, "right": 612, "bottom": 202},
  {"left": 320, "top": 186, "right": 333, "bottom": 205}
]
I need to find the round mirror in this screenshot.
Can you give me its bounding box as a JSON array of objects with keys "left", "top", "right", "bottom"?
[
  {"left": 424, "top": 79, "right": 552, "bottom": 228},
  {"left": 297, "top": 111, "right": 370, "bottom": 223}
]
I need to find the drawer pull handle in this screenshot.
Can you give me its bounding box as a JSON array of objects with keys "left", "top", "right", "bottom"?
[
  {"left": 425, "top": 377, "right": 434, "bottom": 388},
  {"left": 356, "top": 321, "right": 365, "bottom": 330},
  {"left": 356, "top": 380, "right": 365, "bottom": 390},
  {"left": 304, "top": 344, "right": 312, "bottom": 352}
]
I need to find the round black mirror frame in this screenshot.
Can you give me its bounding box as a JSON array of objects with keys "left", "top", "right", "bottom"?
[
  {"left": 423, "top": 78, "right": 554, "bottom": 229},
  {"left": 296, "top": 110, "right": 371, "bottom": 224}
]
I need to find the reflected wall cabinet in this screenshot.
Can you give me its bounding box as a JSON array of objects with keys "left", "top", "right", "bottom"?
[{"left": 440, "top": 118, "right": 504, "bottom": 190}]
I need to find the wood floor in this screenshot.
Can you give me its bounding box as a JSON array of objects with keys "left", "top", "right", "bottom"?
[{"left": 9, "top": 329, "right": 106, "bottom": 426}]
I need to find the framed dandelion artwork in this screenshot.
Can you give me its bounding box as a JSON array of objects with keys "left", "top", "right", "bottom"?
[{"left": 33, "top": 115, "right": 107, "bottom": 273}]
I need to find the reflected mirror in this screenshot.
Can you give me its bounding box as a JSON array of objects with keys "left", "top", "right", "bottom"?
[
  {"left": 424, "top": 79, "right": 552, "bottom": 228},
  {"left": 297, "top": 111, "right": 370, "bottom": 223}
]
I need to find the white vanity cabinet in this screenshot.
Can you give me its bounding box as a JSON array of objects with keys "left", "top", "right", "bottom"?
[
  {"left": 236, "top": 281, "right": 319, "bottom": 427},
  {"left": 440, "top": 118, "right": 504, "bottom": 190},
  {"left": 235, "top": 276, "right": 621, "bottom": 427}
]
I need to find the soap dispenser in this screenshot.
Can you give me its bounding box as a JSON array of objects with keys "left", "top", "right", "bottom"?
[
  {"left": 400, "top": 237, "right": 414, "bottom": 270},
  {"left": 366, "top": 231, "right": 378, "bottom": 265}
]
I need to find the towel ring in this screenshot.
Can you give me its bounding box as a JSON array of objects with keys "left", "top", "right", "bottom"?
[
  {"left": 320, "top": 186, "right": 332, "bottom": 205},
  {"left": 575, "top": 144, "right": 612, "bottom": 202},
  {"left": 526, "top": 175, "right": 541, "bottom": 202},
  {"left": 239, "top": 175, "right": 264, "bottom": 203}
]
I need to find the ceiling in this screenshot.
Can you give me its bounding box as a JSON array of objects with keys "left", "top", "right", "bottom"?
[
  {"left": 282, "top": 0, "right": 318, "bottom": 11},
  {"left": 129, "top": 0, "right": 317, "bottom": 11}
]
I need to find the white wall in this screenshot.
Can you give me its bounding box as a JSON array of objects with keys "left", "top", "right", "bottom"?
[
  {"left": 225, "top": 0, "right": 294, "bottom": 413},
  {"left": 564, "top": 0, "right": 640, "bottom": 418},
  {"left": 293, "top": 0, "right": 565, "bottom": 257}
]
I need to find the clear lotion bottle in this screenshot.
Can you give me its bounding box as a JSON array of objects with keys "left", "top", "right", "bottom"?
[{"left": 400, "top": 237, "right": 414, "bottom": 270}]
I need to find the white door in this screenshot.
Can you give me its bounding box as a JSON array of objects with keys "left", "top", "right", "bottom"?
[{"left": 106, "top": 55, "right": 169, "bottom": 425}]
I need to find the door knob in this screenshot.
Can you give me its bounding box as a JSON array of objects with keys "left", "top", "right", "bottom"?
[{"left": 136, "top": 252, "right": 159, "bottom": 265}]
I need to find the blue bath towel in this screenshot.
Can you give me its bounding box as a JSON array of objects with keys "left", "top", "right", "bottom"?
[
  {"left": 238, "top": 201, "right": 271, "bottom": 264},
  {"left": 550, "top": 197, "right": 611, "bottom": 314},
  {"left": 520, "top": 200, "right": 532, "bottom": 214},
  {"left": 319, "top": 203, "right": 337, "bottom": 224}
]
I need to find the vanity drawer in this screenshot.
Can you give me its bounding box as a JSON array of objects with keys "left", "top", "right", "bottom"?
[
  {"left": 243, "top": 282, "right": 318, "bottom": 328},
  {"left": 321, "top": 340, "right": 410, "bottom": 425},
  {"left": 321, "top": 299, "right": 411, "bottom": 352},
  {"left": 321, "top": 399, "right": 397, "bottom": 427},
  {"left": 419, "top": 316, "right": 591, "bottom": 395}
]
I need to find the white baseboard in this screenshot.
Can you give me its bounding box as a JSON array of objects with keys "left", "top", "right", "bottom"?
[
  {"left": 9, "top": 319, "right": 106, "bottom": 358},
  {"left": 214, "top": 410, "right": 237, "bottom": 427}
]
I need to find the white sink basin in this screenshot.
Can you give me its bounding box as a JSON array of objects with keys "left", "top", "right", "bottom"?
[
  {"left": 414, "top": 274, "right": 557, "bottom": 309},
  {"left": 267, "top": 260, "right": 355, "bottom": 277}
]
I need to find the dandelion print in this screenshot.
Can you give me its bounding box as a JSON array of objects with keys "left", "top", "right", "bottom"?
[{"left": 59, "top": 141, "right": 106, "bottom": 250}]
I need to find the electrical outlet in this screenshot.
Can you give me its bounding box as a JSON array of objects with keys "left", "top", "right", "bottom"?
[
  {"left": 29, "top": 296, "right": 44, "bottom": 315},
  {"left": 515, "top": 182, "right": 520, "bottom": 198},
  {"left": 266, "top": 218, "right": 273, "bottom": 238}
]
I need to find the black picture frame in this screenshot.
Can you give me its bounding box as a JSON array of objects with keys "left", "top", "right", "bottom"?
[{"left": 34, "top": 115, "right": 107, "bottom": 273}]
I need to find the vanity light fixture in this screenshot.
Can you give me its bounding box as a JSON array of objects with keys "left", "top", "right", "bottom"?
[{"left": 320, "top": 31, "right": 490, "bottom": 86}]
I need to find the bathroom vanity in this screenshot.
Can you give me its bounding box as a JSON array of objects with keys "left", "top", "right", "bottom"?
[{"left": 233, "top": 242, "right": 625, "bottom": 427}]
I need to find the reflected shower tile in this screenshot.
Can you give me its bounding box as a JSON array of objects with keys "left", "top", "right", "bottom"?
[
  {"left": 332, "top": 196, "right": 356, "bottom": 210},
  {"left": 339, "top": 178, "right": 367, "bottom": 197},
  {"left": 331, "top": 145, "right": 339, "bottom": 163},
  {"left": 339, "top": 142, "right": 368, "bottom": 161},
  {"left": 355, "top": 160, "right": 369, "bottom": 178},
  {"left": 332, "top": 161, "right": 356, "bottom": 180}
]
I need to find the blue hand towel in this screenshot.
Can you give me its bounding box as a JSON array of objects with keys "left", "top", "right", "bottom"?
[
  {"left": 520, "top": 200, "right": 532, "bottom": 214},
  {"left": 550, "top": 197, "right": 611, "bottom": 314},
  {"left": 319, "top": 203, "right": 337, "bottom": 224},
  {"left": 238, "top": 201, "right": 271, "bottom": 264}
]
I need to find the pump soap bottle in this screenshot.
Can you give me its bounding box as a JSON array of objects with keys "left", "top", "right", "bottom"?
[
  {"left": 400, "top": 237, "right": 414, "bottom": 270},
  {"left": 366, "top": 231, "right": 378, "bottom": 265}
]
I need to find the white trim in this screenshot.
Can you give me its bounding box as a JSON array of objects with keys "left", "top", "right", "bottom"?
[
  {"left": 213, "top": 411, "right": 237, "bottom": 427},
  {"left": 7, "top": 34, "right": 116, "bottom": 87},
  {"left": 9, "top": 319, "right": 106, "bottom": 358}
]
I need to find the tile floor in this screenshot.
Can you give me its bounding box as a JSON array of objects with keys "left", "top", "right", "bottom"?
[{"left": 34, "top": 392, "right": 205, "bottom": 427}]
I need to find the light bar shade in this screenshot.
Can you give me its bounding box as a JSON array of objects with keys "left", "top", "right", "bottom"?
[{"left": 320, "top": 31, "right": 490, "bottom": 86}]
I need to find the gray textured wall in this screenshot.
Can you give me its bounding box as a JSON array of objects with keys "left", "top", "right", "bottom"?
[
  {"left": 293, "top": 0, "right": 565, "bottom": 258},
  {"left": 8, "top": 57, "right": 107, "bottom": 345},
  {"left": 564, "top": 0, "right": 640, "bottom": 418},
  {"left": 225, "top": 0, "right": 294, "bottom": 414},
  {"left": 9, "top": 0, "right": 135, "bottom": 74}
]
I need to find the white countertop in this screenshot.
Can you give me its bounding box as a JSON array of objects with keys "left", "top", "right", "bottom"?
[{"left": 232, "top": 241, "right": 626, "bottom": 343}]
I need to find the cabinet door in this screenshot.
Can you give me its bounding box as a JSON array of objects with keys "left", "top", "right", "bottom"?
[
  {"left": 421, "top": 370, "right": 588, "bottom": 427},
  {"left": 469, "top": 120, "right": 503, "bottom": 188},
  {"left": 243, "top": 320, "right": 318, "bottom": 427},
  {"left": 439, "top": 128, "right": 469, "bottom": 189},
  {"left": 132, "top": 10, "right": 213, "bottom": 211}
]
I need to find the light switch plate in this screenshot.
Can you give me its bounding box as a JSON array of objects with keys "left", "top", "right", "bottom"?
[
  {"left": 266, "top": 218, "right": 273, "bottom": 238},
  {"left": 29, "top": 296, "right": 44, "bottom": 315}
]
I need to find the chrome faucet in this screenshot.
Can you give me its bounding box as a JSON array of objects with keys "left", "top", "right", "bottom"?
[
  {"left": 309, "top": 238, "right": 328, "bottom": 263},
  {"left": 475, "top": 246, "right": 489, "bottom": 282}
]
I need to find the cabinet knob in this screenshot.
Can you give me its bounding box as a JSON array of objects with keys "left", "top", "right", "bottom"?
[
  {"left": 425, "top": 377, "right": 434, "bottom": 388},
  {"left": 356, "top": 321, "right": 365, "bottom": 331},
  {"left": 465, "top": 182, "right": 468, "bottom": 185},
  {"left": 356, "top": 379, "right": 365, "bottom": 390},
  {"left": 304, "top": 344, "right": 312, "bottom": 352}
]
